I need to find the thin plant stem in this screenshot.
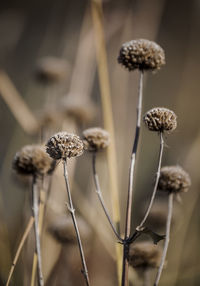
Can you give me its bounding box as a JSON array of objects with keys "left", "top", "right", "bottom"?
[
  {"left": 6, "top": 217, "right": 34, "bottom": 286},
  {"left": 32, "top": 176, "right": 44, "bottom": 286},
  {"left": 143, "top": 268, "right": 151, "bottom": 286},
  {"left": 137, "top": 132, "right": 164, "bottom": 229},
  {"left": 121, "top": 70, "right": 143, "bottom": 286},
  {"left": 31, "top": 179, "right": 48, "bottom": 286},
  {"left": 63, "top": 159, "right": 90, "bottom": 286},
  {"left": 154, "top": 192, "right": 174, "bottom": 286},
  {"left": 92, "top": 152, "right": 123, "bottom": 242}
]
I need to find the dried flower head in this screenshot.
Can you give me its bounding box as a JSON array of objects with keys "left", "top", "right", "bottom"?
[
  {"left": 36, "top": 57, "right": 69, "bottom": 83},
  {"left": 143, "top": 107, "right": 177, "bottom": 132},
  {"left": 59, "top": 96, "right": 96, "bottom": 124},
  {"left": 13, "top": 145, "right": 56, "bottom": 176},
  {"left": 118, "top": 39, "right": 165, "bottom": 71},
  {"left": 129, "top": 241, "right": 162, "bottom": 269},
  {"left": 48, "top": 215, "right": 92, "bottom": 244},
  {"left": 82, "top": 127, "right": 110, "bottom": 152},
  {"left": 46, "top": 132, "right": 84, "bottom": 160},
  {"left": 158, "top": 166, "right": 191, "bottom": 193}
]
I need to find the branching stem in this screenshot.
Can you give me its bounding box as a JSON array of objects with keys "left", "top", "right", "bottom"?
[
  {"left": 154, "top": 192, "right": 174, "bottom": 286},
  {"left": 63, "top": 159, "right": 90, "bottom": 286},
  {"left": 92, "top": 152, "right": 123, "bottom": 242}
]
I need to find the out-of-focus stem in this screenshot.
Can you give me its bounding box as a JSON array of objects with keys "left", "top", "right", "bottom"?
[
  {"left": 90, "top": 1, "right": 122, "bottom": 282},
  {"left": 154, "top": 192, "right": 174, "bottom": 286},
  {"left": 6, "top": 217, "right": 34, "bottom": 286}
]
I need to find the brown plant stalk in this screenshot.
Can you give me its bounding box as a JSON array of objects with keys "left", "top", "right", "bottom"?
[{"left": 63, "top": 159, "right": 90, "bottom": 286}]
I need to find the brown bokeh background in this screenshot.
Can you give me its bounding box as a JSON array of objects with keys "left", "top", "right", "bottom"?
[{"left": 0, "top": 0, "right": 200, "bottom": 285}]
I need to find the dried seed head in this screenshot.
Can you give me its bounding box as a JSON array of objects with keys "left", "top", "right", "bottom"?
[
  {"left": 59, "top": 96, "right": 96, "bottom": 124},
  {"left": 118, "top": 39, "right": 165, "bottom": 71},
  {"left": 129, "top": 241, "right": 162, "bottom": 269},
  {"left": 46, "top": 132, "right": 84, "bottom": 160},
  {"left": 48, "top": 215, "right": 92, "bottom": 244},
  {"left": 82, "top": 127, "right": 110, "bottom": 152},
  {"left": 143, "top": 107, "right": 177, "bottom": 132},
  {"left": 13, "top": 145, "right": 56, "bottom": 176},
  {"left": 158, "top": 166, "right": 191, "bottom": 193},
  {"left": 36, "top": 57, "right": 69, "bottom": 83}
]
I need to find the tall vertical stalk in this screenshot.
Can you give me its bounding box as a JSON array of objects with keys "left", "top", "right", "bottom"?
[
  {"left": 63, "top": 159, "right": 90, "bottom": 286},
  {"left": 90, "top": 0, "right": 122, "bottom": 282},
  {"left": 154, "top": 192, "right": 174, "bottom": 286},
  {"left": 32, "top": 177, "right": 44, "bottom": 286},
  {"left": 121, "top": 71, "right": 143, "bottom": 286}
]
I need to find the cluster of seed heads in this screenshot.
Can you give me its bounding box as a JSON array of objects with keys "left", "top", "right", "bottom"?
[
  {"left": 13, "top": 145, "right": 56, "bottom": 176},
  {"left": 46, "top": 132, "right": 84, "bottom": 160},
  {"left": 143, "top": 107, "right": 177, "bottom": 132},
  {"left": 118, "top": 39, "right": 165, "bottom": 71},
  {"left": 83, "top": 127, "right": 110, "bottom": 152},
  {"left": 158, "top": 165, "right": 191, "bottom": 193},
  {"left": 129, "top": 241, "right": 162, "bottom": 269}
]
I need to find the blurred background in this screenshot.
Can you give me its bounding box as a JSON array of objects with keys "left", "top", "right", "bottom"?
[{"left": 0, "top": 0, "right": 200, "bottom": 285}]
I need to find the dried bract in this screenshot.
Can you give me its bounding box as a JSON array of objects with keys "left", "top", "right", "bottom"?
[
  {"left": 48, "top": 215, "right": 92, "bottom": 244},
  {"left": 158, "top": 166, "right": 191, "bottom": 193},
  {"left": 129, "top": 241, "right": 161, "bottom": 269},
  {"left": 46, "top": 132, "right": 84, "bottom": 160},
  {"left": 118, "top": 39, "right": 165, "bottom": 71},
  {"left": 144, "top": 107, "right": 177, "bottom": 132},
  {"left": 82, "top": 127, "right": 110, "bottom": 152},
  {"left": 13, "top": 145, "right": 56, "bottom": 176}
]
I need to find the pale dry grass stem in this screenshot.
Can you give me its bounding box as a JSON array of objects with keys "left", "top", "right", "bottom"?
[
  {"left": 6, "top": 216, "right": 34, "bottom": 286},
  {"left": 154, "top": 192, "right": 173, "bottom": 286},
  {"left": 90, "top": 0, "right": 122, "bottom": 282}
]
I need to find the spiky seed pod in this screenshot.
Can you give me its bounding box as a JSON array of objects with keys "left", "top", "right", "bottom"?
[
  {"left": 129, "top": 242, "right": 162, "bottom": 269},
  {"left": 118, "top": 39, "right": 165, "bottom": 71},
  {"left": 143, "top": 107, "right": 177, "bottom": 132},
  {"left": 46, "top": 132, "right": 84, "bottom": 160},
  {"left": 13, "top": 145, "right": 56, "bottom": 176},
  {"left": 158, "top": 166, "right": 191, "bottom": 193},
  {"left": 36, "top": 57, "right": 69, "bottom": 83},
  {"left": 82, "top": 127, "right": 110, "bottom": 152},
  {"left": 48, "top": 215, "right": 92, "bottom": 244}
]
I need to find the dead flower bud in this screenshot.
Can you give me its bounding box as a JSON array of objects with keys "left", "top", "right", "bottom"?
[
  {"left": 118, "top": 39, "right": 165, "bottom": 71},
  {"left": 158, "top": 166, "right": 191, "bottom": 194},
  {"left": 129, "top": 241, "right": 162, "bottom": 269},
  {"left": 48, "top": 215, "right": 92, "bottom": 244},
  {"left": 143, "top": 107, "right": 177, "bottom": 132},
  {"left": 82, "top": 127, "right": 110, "bottom": 152},
  {"left": 46, "top": 132, "right": 84, "bottom": 160},
  {"left": 13, "top": 145, "right": 56, "bottom": 176}
]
